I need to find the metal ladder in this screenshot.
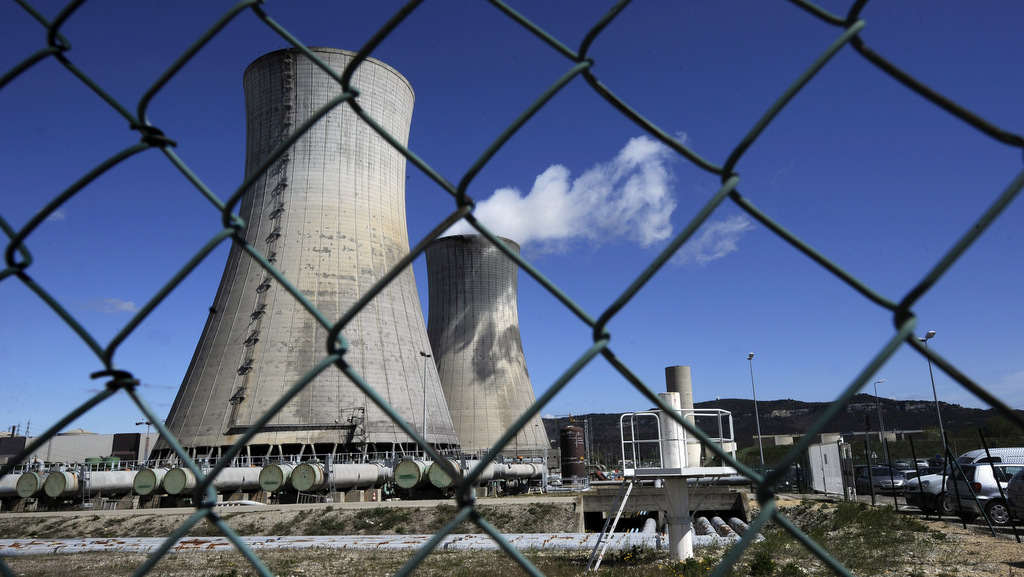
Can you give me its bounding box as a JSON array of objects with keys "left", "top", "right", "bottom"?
[{"left": 586, "top": 480, "right": 635, "bottom": 571}]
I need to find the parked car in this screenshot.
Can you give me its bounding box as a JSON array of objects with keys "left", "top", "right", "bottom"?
[
  {"left": 1007, "top": 468, "right": 1024, "bottom": 522},
  {"left": 905, "top": 468, "right": 954, "bottom": 515},
  {"left": 944, "top": 462, "right": 1024, "bottom": 526},
  {"left": 905, "top": 448, "right": 1024, "bottom": 516},
  {"left": 855, "top": 465, "right": 907, "bottom": 495},
  {"left": 903, "top": 465, "right": 944, "bottom": 480}
]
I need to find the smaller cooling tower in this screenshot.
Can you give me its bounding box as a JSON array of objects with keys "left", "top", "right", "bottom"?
[{"left": 426, "top": 235, "right": 547, "bottom": 453}]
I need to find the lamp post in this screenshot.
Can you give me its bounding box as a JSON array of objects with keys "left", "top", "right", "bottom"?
[
  {"left": 419, "top": 351, "right": 431, "bottom": 450},
  {"left": 872, "top": 379, "right": 888, "bottom": 464},
  {"left": 747, "top": 353, "right": 765, "bottom": 471},
  {"left": 919, "top": 331, "right": 946, "bottom": 459}
]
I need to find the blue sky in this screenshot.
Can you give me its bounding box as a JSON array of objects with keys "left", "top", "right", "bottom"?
[{"left": 1, "top": 1, "right": 1022, "bottom": 438}]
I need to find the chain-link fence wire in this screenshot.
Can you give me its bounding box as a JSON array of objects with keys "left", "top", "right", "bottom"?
[{"left": 2, "top": 0, "right": 1023, "bottom": 575}]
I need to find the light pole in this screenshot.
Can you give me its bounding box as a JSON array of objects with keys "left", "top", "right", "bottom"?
[
  {"left": 747, "top": 353, "right": 765, "bottom": 471},
  {"left": 919, "top": 331, "right": 946, "bottom": 460},
  {"left": 419, "top": 351, "right": 431, "bottom": 450},
  {"left": 872, "top": 379, "right": 888, "bottom": 464}
]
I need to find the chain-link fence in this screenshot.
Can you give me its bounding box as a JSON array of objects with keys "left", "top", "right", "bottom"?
[{"left": 2, "top": 1, "right": 1023, "bottom": 576}]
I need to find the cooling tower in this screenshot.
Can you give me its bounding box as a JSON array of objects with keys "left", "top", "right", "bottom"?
[
  {"left": 156, "top": 47, "right": 459, "bottom": 460},
  {"left": 425, "top": 235, "right": 548, "bottom": 453}
]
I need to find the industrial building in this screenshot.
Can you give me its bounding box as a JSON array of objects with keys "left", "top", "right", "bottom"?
[
  {"left": 426, "top": 235, "right": 548, "bottom": 455},
  {"left": 154, "top": 47, "right": 459, "bottom": 462}
]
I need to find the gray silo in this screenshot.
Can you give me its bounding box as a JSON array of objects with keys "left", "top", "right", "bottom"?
[
  {"left": 425, "top": 235, "right": 548, "bottom": 453},
  {"left": 156, "top": 47, "right": 459, "bottom": 461}
]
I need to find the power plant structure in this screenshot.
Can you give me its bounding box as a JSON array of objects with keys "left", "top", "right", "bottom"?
[
  {"left": 154, "top": 47, "right": 460, "bottom": 462},
  {"left": 2, "top": 48, "right": 567, "bottom": 513},
  {"left": 425, "top": 235, "right": 548, "bottom": 455}
]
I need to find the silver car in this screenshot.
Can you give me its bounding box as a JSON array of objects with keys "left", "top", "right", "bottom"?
[
  {"left": 1007, "top": 467, "right": 1024, "bottom": 522},
  {"left": 945, "top": 462, "right": 1024, "bottom": 526},
  {"left": 905, "top": 468, "right": 954, "bottom": 515}
]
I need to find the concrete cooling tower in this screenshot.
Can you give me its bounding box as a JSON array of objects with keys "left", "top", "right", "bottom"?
[
  {"left": 426, "top": 235, "right": 548, "bottom": 454},
  {"left": 157, "top": 47, "right": 459, "bottom": 461}
]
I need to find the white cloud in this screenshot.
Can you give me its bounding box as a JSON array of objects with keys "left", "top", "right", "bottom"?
[
  {"left": 46, "top": 210, "right": 66, "bottom": 222},
  {"left": 86, "top": 298, "right": 141, "bottom": 314},
  {"left": 672, "top": 215, "right": 754, "bottom": 265},
  {"left": 446, "top": 135, "right": 677, "bottom": 250}
]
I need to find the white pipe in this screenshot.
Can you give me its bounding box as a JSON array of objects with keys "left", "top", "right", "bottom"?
[
  {"left": 290, "top": 463, "right": 388, "bottom": 492},
  {"left": 212, "top": 467, "right": 262, "bottom": 492},
  {"left": 84, "top": 471, "right": 136, "bottom": 495},
  {"left": 711, "top": 516, "right": 736, "bottom": 538},
  {"left": 0, "top": 473, "right": 19, "bottom": 498},
  {"left": 493, "top": 463, "right": 543, "bottom": 480},
  {"left": 0, "top": 532, "right": 746, "bottom": 556}
]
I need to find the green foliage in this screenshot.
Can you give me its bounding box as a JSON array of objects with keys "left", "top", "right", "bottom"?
[
  {"left": 776, "top": 562, "right": 806, "bottom": 577},
  {"left": 604, "top": 544, "right": 662, "bottom": 566},
  {"left": 749, "top": 550, "right": 775, "bottom": 576},
  {"left": 666, "top": 557, "right": 717, "bottom": 577}
]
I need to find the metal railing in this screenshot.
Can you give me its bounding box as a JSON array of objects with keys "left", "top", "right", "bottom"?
[{"left": 2, "top": 1, "right": 1023, "bottom": 576}]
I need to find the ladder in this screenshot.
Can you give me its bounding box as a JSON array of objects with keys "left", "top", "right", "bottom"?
[{"left": 586, "top": 480, "right": 635, "bottom": 571}]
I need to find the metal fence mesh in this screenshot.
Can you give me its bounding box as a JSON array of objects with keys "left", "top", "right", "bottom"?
[{"left": 2, "top": 1, "right": 1023, "bottom": 576}]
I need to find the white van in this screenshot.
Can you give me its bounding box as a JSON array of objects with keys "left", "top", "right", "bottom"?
[{"left": 956, "top": 448, "right": 1024, "bottom": 465}]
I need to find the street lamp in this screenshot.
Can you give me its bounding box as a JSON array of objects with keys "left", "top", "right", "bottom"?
[
  {"left": 747, "top": 353, "right": 765, "bottom": 470},
  {"left": 919, "top": 331, "right": 946, "bottom": 460},
  {"left": 872, "top": 379, "right": 888, "bottom": 464},
  {"left": 419, "top": 351, "right": 432, "bottom": 448}
]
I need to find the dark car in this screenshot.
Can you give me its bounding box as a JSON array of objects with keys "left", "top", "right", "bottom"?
[{"left": 855, "top": 465, "right": 907, "bottom": 495}]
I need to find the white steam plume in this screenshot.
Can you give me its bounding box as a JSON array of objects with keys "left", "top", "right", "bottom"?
[
  {"left": 446, "top": 136, "right": 677, "bottom": 249},
  {"left": 672, "top": 215, "right": 754, "bottom": 265}
]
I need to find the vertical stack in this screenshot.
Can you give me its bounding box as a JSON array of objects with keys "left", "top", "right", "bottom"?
[
  {"left": 426, "top": 235, "right": 548, "bottom": 454},
  {"left": 158, "top": 47, "right": 459, "bottom": 460}
]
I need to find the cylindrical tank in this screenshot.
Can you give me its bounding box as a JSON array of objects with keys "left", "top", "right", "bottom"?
[
  {"left": 290, "top": 462, "right": 326, "bottom": 492},
  {"left": 426, "top": 235, "right": 548, "bottom": 453},
  {"left": 658, "top": 391, "right": 685, "bottom": 469},
  {"left": 666, "top": 365, "right": 702, "bottom": 467},
  {"left": 163, "top": 467, "right": 198, "bottom": 496},
  {"left": 394, "top": 459, "right": 430, "bottom": 489},
  {"left": 0, "top": 473, "right": 20, "bottom": 497},
  {"left": 560, "top": 425, "right": 586, "bottom": 480},
  {"left": 259, "top": 464, "right": 297, "bottom": 492},
  {"left": 133, "top": 468, "right": 169, "bottom": 496},
  {"left": 428, "top": 459, "right": 462, "bottom": 489},
  {"left": 154, "top": 46, "right": 459, "bottom": 459},
  {"left": 43, "top": 471, "right": 79, "bottom": 498},
  {"left": 16, "top": 471, "right": 48, "bottom": 498}
]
